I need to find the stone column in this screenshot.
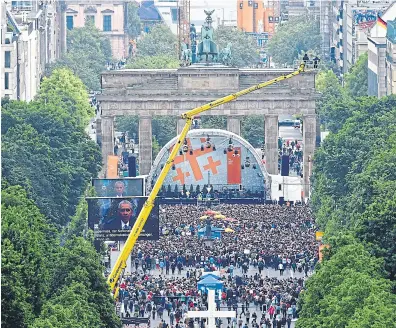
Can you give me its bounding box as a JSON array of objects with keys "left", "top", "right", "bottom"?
[
  {"left": 177, "top": 117, "right": 185, "bottom": 135},
  {"left": 59, "top": 7, "right": 67, "bottom": 54},
  {"left": 264, "top": 115, "right": 279, "bottom": 175},
  {"left": 101, "top": 116, "right": 114, "bottom": 175},
  {"left": 316, "top": 115, "right": 321, "bottom": 147},
  {"left": 227, "top": 116, "right": 241, "bottom": 135},
  {"left": 303, "top": 115, "right": 316, "bottom": 199},
  {"left": 139, "top": 115, "right": 153, "bottom": 175}
]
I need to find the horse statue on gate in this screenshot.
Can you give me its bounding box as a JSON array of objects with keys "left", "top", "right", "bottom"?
[
  {"left": 180, "top": 43, "right": 192, "bottom": 66},
  {"left": 219, "top": 42, "right": 232, "bottom": 66}
]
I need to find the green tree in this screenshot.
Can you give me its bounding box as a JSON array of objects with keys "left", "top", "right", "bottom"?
[
  {"left": 344, "top": 52, "right": 368, "bottom": 97},
  {"left": 115, "top": 116, "right": 138, "bottom": 142},
  {"left": 152, "top": 116, "right": 177, "bottom": 147},
  {"left": 315, "top": 70, "right": 352, "bottom": 133},
  {"left": 200, "top": 116, "right": 227, "bottom": 130},
  {"left": 2, "top": 70, "right": 101, "bottom": 226},
  {"left": 48, "top": 21, "right": 112, "bottom": 91},
  {"left": 267, "top": 15, "right": 321, "bottom": 65},
  {"left": 214, "top": 26, "right": 260, "bottom": 67},
  {"left": 49, "top": 237, "right": 121, "bottom": 328},
  {"left": 241, "top": 115, "right": 264, "bottom": 147},
  {"left": 126, "top": 2, "right": 141, "bottom": 40},
  {"left": 1, "top": 186, "right": 58, "bottom": 327},
  {"left": 38, "top": 68, "right": 93, "bottom": 128},
  {"left": 136, "top": 24, "right": 177, "bottom": 58},
  {"left": 115, "top": 116, "right": 176, "bottom": 149},
  {"left": 126, "top": 55, "right": 179, "bottom": 69},
  {"left": 297, "top": 242, "right": 393, "bottom": 328},
  {"left": 152, "top": 136, "right": 161, "bottom": 160}
]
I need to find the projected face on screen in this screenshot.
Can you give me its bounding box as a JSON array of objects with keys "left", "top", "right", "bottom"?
[
  {"left": 114, "top": 181, "right": 126, "bottom": 197},
  {"left": 92, "top": 179, "right": 143, "bottom": 197},
  {"left": 87, "top": 197, "right": 159, "bottom": 241}
]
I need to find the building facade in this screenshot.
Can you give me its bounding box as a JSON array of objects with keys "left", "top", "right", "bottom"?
[
  {"left": 1, "top": 0, "right": 65, "bottom": 101},
  {"left": 385, "top": 19, "right": 396, "bottom": 95},
  {"left": 329, "top": 0, "right": 391, "bottom": 77},
  {"left": 64, "top": 1, "right": 128, "bottom": 60},
  {"left": 237, "top": 0, "right": 278, "bottom": 35},
  {"left": 367, "top": 3, "right": 396, "bottom": 97}
]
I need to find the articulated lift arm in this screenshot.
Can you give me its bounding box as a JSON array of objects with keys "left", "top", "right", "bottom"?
[{"left": 107, "top": 63, "right": 306, "bottom": 294}]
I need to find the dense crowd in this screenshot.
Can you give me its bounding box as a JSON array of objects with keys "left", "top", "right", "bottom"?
[
  {"left": 116, "top": 204, "right": 318, "bottom": 328},
  {"left": 278, "top": 139, "right": 303, "bottom": 176}
]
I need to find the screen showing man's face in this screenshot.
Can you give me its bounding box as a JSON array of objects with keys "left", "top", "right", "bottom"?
[
  {"left": 118, "top": 203, "right": 133, "bottom": 224},
  {"left": 115, "top": 182, "right": 125, "bottom": 195}
]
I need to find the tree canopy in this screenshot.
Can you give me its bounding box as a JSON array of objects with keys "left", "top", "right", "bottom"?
[
  {"left": 125, "top": 55, "right": 179, "bottom": 69},
  {"left": 344, "top": 52, "right": 368, "bottom": 97},
  {"left": 126, "top": 2, "right": 141, "bottom": 40},
  {"left": 267, "top": 15, "right": 321, "bottom": 66},
  {"left": 115, "top": 116, "right": 176, "bottom": 160},
  {"left": 2, "top": 69, "right": 101, "bottom": 226},
  {"left": 48, "top": 21, "right": 112, "bottom": 91},
  {"left": 136, "top": 24, "right": 177, "bottom": 58},
  {"left": 1, "top": 68, "right": 119, "bottom": 327},
  {"left": 297, "top": 95, "right": 396, "bottom": 326},
  {"left": 214, "top": 26, "right": 260, "bottom": 67},
  {"left": 297, "top": 241, "right": 396, "bottom": 328}
]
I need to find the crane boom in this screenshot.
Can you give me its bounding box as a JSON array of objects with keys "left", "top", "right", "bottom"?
[{"left": 106, "top": 63, "right": 306, "bottom": 294}]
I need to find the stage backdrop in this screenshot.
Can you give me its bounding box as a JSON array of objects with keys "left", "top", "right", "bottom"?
[
  {"left": 87, "top": 197, "right": 159, "bottom": 241},
  {"left": 148, "top": 129, "right": 268, "bottom": 194}
]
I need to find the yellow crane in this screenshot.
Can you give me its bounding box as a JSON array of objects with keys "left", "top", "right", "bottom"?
[{"left": 107, "top": 63, "right": 307, "bottom": 295}]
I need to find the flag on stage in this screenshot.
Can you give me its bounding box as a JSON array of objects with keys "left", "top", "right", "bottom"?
[{"left": 227, "top": 147, "right": 241, "bottom": 184}]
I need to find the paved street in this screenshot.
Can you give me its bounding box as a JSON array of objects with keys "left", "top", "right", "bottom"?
[
  {"left": 278, "top": 126, "right": 302, "bottom": 142},
  {"left": 121, "top": 265, "right": 307, "bottom": 328}
]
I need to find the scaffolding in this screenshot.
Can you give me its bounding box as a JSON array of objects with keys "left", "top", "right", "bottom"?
[
  {"left": 177, "top": 0, "right": 191, "bottom": 60},
  {"left": 320, "top": 0, "right": 332, "bottom": 60}
]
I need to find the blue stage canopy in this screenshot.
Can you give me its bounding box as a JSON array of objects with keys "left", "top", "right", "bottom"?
[{"left": 197, "top": 276, "right": 223, "bottom": 292}]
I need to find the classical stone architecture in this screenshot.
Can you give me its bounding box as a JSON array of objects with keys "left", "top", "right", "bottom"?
[{"left": 97, "top": 66, "right": 318, "bottom": 198}]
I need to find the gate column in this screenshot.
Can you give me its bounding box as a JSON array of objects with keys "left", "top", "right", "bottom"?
[
  {"left": 303, "top": 115, "right": 316, "bottom": 199},
  {"left": 101, "top": 116, "right": 115, "bottom": 177},
  {"left": 139, "top": 115, "right": 153, "bottom": 175},
  {"left": 227, "top": 116, "right": 241, "bottom": 135},
  {"left": 264, "top": 115, "right": 279, "bottom": 175}
]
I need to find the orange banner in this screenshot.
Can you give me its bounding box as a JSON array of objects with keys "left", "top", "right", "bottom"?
[
  {"left": 227, "top": 147, "right": 241, "bottom": 184},
  {"left": 107, "top": 155, "right": 119, "bottom": 178}
]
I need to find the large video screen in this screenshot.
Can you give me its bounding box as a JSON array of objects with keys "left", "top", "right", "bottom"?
[
  {"left": 87, "top": 197, "right": 159, "bottom": 241},
  {"left": 92, "top": 178, "right": 144, "bottom": 197}
]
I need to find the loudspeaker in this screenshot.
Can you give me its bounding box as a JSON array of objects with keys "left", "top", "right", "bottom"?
[
  {"left": 128, "top": 155, "right": 137, "bottom": 177},
  {"left": 281, "top": 155, "right": 290, "bottom": 176}
]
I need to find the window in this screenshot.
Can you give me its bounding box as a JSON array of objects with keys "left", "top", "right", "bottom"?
[
  {"left": 103, "top": 15, "right": 112, "bottom": 31},
  {"left": 171, "top": 8, "right": 178, "bottom": 23},
  {"left": 239, "top": 3, "right": 243, "bottom": 9},
  {"left": 66, "top": 15, "right": 74, "bottom": 30},
  {"left": 5, "top": 72, "right": 9, "bottom": 90},
  {"left": 5, "top": 51, "right": 11, "bottom": 68},
  {"left": 86, "top": 15, "right": 95, "bottom": 24}
]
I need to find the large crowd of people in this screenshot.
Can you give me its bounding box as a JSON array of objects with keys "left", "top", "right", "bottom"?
[
  {"left": 277, "top": 138, "right": 303, "bottom": 177},
  {"left": 114, "top": 203, "right": 318, "bottom": 328}
]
